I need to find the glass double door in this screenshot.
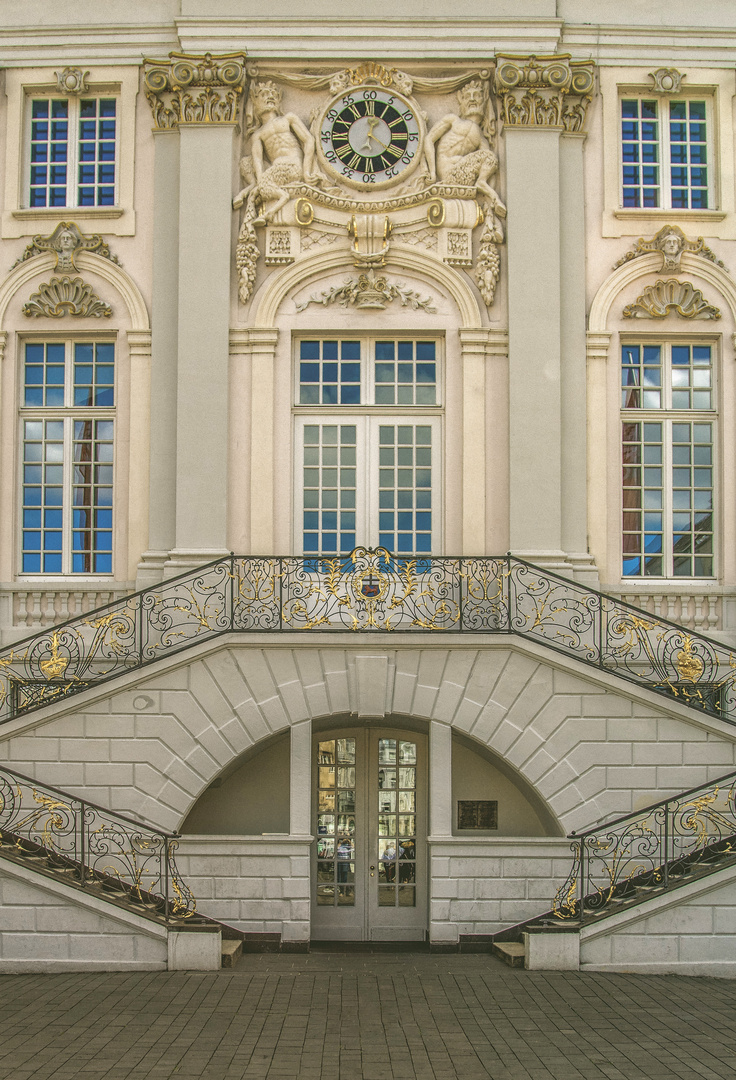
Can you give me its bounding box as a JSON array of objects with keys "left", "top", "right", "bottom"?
[{"left": 311, "top": 727, "right": 427, "bottom": 941}]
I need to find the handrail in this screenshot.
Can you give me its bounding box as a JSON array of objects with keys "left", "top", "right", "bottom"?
[
  {"left": 0, "top": 762, "right": 197, "bottom": 921},
  {"left": 0, "top": 547, "right": 734, "bottom": 725},
  {"left": 553, "top": 769, "right": 736, "bottom": 923}
]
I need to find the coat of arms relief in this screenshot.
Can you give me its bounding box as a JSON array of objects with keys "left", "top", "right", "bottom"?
[{"left": 233, "top": 63, "right": 508, "bottom": 312}]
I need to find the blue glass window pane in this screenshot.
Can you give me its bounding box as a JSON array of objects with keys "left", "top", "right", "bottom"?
[{"left": 300, "top": 341, "right": 320, "bottom": 359}]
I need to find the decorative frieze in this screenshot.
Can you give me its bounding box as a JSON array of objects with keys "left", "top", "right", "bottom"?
[
  {"left": 143, "top": 52, "right": 247, "bottom": 129},
  {"left": 614, "top": 225, "right": 727, "bottom": 274},
  {"left": 494, "top": 54, "right": 595, "bottom": 132},
  {"left": 22, "top": 276, "right": 112, "bottom": 319},
  {"left": 623, "top": 279, "right": 721, "bottom": 321},
  {"left": 12, "top": 222, "right": 121, "bottom": 273}
]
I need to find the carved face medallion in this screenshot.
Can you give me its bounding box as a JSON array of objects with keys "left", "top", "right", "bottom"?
[{"left": 318, "top": 87, "right": 422, "bottom": 190}]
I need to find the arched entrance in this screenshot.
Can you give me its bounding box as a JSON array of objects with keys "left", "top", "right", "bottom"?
[{"left": 312, "top": 723, "right": 428, "bottom": 941}]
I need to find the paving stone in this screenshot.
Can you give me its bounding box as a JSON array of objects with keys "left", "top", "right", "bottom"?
[{"left": 2, "top": 954, "right": 736, "bottom": 1079}]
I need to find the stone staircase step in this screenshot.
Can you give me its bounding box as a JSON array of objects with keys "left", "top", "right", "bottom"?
[
  {"left": 221, "top": 939, "right": 243, "bottom": 968},
  {"left": 492, "top": 941, "right": 525, "bottom": 968}
]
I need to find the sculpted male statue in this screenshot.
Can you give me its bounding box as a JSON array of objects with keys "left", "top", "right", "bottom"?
[
  {"left": 233, "top": 80, "right": 318, "bottom": 225},
  {"left": 426, "top": 80, "right": 506, "bottom": 219}
]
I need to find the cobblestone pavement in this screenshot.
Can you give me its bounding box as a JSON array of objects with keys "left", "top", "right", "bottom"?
[{"left": 2, "top": 950, "right": 736, "bottom": 1080}]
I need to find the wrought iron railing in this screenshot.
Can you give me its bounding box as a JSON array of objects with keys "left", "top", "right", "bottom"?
[
  {"left": 0, "top": 764, "right": 197, "bottom": 921},
  {"left": 552, "top": 769, "right": 736, "bottom": 923},
  {"left": 0, "top": 547, "right": 735, "bottom": 723}
]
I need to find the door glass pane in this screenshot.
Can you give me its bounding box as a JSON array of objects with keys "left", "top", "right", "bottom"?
[
  {"left": 377, "top": 739, "right": 416, "bottom": 907},
  {"left": 316, "top": 739, "right": 355, "bottom": 906}
]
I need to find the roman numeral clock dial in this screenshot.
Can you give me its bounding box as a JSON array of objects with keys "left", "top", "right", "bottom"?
[{"left": 318, "top": 88, "right": 422, "bottom": 189}]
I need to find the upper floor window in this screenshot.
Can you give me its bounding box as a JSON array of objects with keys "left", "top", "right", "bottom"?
[
  {"left": 621, "top": 99, "right": 709, "bottom": 209},
  {"left": 295, "top": 338, "right": 441, "bottom": 557},
  {"left": 621, "top": 342, "right": 715, "bottom": 579},
  {"left": 28, "top": 97, "right": 117, "bottom": 208},
  {"left": 20, "top": 340, "right": 115, "bottom": 574}
]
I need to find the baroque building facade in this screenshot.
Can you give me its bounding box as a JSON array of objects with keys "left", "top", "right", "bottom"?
[{"left": 2, "top": 2, "right": 736, "bottom": 972}]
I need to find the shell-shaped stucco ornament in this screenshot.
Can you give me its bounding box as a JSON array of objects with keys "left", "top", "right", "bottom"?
[
  {"left": 623, "top": 278, "right": 721, "bottom": 320},
  {"left": 23, "top": 276, "right": 112, "bottom": 319}
]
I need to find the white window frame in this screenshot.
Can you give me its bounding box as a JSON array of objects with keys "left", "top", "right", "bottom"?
[
  {"left": 620, "top": 336, "right": 718, "bottom": 582},
  {"left": 18, "top": 335, "right": 117, "bottom": 579},
  {"left": 599, "top": 67, "right": 734, "bottom": 238},
  {"left": 2, "top": 67, "right": 137, "bottom": 238},
  {"left": 619, "top": 96, "right": 714, "bottom": 212},
  {"left": 293, "top": 335, "right": 443, "bottom": 557},
  {"left": 24, "top": 94, "right": 119, "bottom": 211}
]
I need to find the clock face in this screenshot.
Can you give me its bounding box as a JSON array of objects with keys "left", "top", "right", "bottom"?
[{"left": 318, "top": 87, "right": 422, "bottom": 190}]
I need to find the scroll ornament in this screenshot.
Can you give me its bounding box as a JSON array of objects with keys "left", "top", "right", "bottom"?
[
  {"left": 295, "top": 268, "right": 437, "bottom": 313},
  {"left": 623, "top": 279, "right": 721, "bottom": 320},
  {"left": 143, "top": 52, "right": 247, "bottom": 129},
  {"left": 614, "top": 225, "right": 727, "bottom": 274},
  {"left": 12, "top": 221, "right": 121, "bottom": 273},
  {"left": 494, "top": 54, "right": 595, "bottom": 132},
  {"left": 23, "top": 277, "right": 112, "bottom": 319}
]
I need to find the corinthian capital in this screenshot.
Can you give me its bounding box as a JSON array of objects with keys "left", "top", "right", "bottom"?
[
  {"left": 143, "top": 51, "right": 247, "bottom": 129},
  {"left": 493, "top": 54, "right": 596, "bottom": 133}
]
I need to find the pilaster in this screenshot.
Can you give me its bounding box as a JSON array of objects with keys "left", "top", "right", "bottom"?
[{"left": 429, "top": 720, "right": 453, "bottom": 839}]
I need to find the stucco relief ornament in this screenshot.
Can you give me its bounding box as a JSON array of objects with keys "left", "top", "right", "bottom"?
[
  {"left": 11, "top": 222, "right": 121, "bottom": 272},
  {"left": 613, "top": 225, "right": 727, "bottom": 274},
  {"left": 143, "top": 52, "right": 247, "bottom": 130},
  {"left": 234, "top": 80, "right": 323, "bottom": 302},
  {"left": 22, "top": 277, "right": 112, "bottom": 319},
  {"left": 55, "top": 67, "right": 89, "bottom": 95},
  {"left": 623, "top": 279, "right": 721, "bottom": 320},
  {"left": 493, "top": 54, "right": 595, "bottom": 132},
  {"left": 295, "top": 268, "right": 437, "bottom": 313},
  {"left": 649, "top": 68, "right": 683, "bottom": 94}
]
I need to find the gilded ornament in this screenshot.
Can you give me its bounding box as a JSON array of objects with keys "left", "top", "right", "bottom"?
[
  {"left": 12, "top": 221, "right": 121, "bottom": 273},
  {"left": 613, "top": 225, "right": 727, "bottom": 274},
  {"left": 39, "top": 633, "right": 68, "bottom": 681},
  {"left": 676, "top": 638, "right": 705, "bottom": 683},
  {"left": 23, "top": 276, "right": 112, "bottom": 319},
  {"left": 143, "top": 51, "right": 246, "bottom": 129},
  {"left": 295, "top": 268, "right": 437, "bottom": 312},
  {"left": 623, "top": 279, "right": 721, "bottom": 320},
  {"left": 494, "top": 53, "right": 595, "bottom": 132}
]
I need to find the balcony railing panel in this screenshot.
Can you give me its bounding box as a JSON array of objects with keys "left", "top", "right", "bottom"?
[{"left": 0, "top": 549, "right": 734, "bottom": 724}]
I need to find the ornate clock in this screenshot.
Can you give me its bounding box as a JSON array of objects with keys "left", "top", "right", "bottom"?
[{"left": 318, "top": 87, "right": 423, "bottom": 190}]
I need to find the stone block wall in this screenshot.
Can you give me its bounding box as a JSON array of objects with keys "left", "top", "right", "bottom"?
[
  {"left": 0, "top": 859, "right": 168, "bottom": 972},
  {"left": 428, "top": 837, "right": 572, "bottom": 941},
  {"left": 175, "top": 837, "right": 311, "bottom": 942}
]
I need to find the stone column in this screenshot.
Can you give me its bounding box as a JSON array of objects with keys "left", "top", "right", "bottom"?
[
  {"left": 560, "top": 133, "right": 598, "bottom": 585},
  {"left": 495, "top": 55, "right": 596, "bottom": 575},
  {"left": 137, "top": 129, "right": 179, "bottom": 587},
  {"left": 290, "top": 718, "right": 312, "bottom": 837},
  {"left": 429, "top": 720, "right": 452, "bottom": 838},
  {"left": 140, "top": 53, "right": 247, "bottom": 577}
]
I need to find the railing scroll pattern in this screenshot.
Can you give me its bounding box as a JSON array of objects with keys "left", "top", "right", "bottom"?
[
  {"left": 0, "top": 764, "right": 197, "bottom": 921},
  {"left": 551, "top": 769, "right": 736, "bottom": 923},
  {"left": 0, "top": 548, "right": 734, "bottom": 724}
]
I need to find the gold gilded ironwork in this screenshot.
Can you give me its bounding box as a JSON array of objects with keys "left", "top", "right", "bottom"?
[
  {"left": 676, "top": 637, "right": 705, "bottom": 683},
  {"left": 39, "top": 632, "right": 68, "bottom": 680}
]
